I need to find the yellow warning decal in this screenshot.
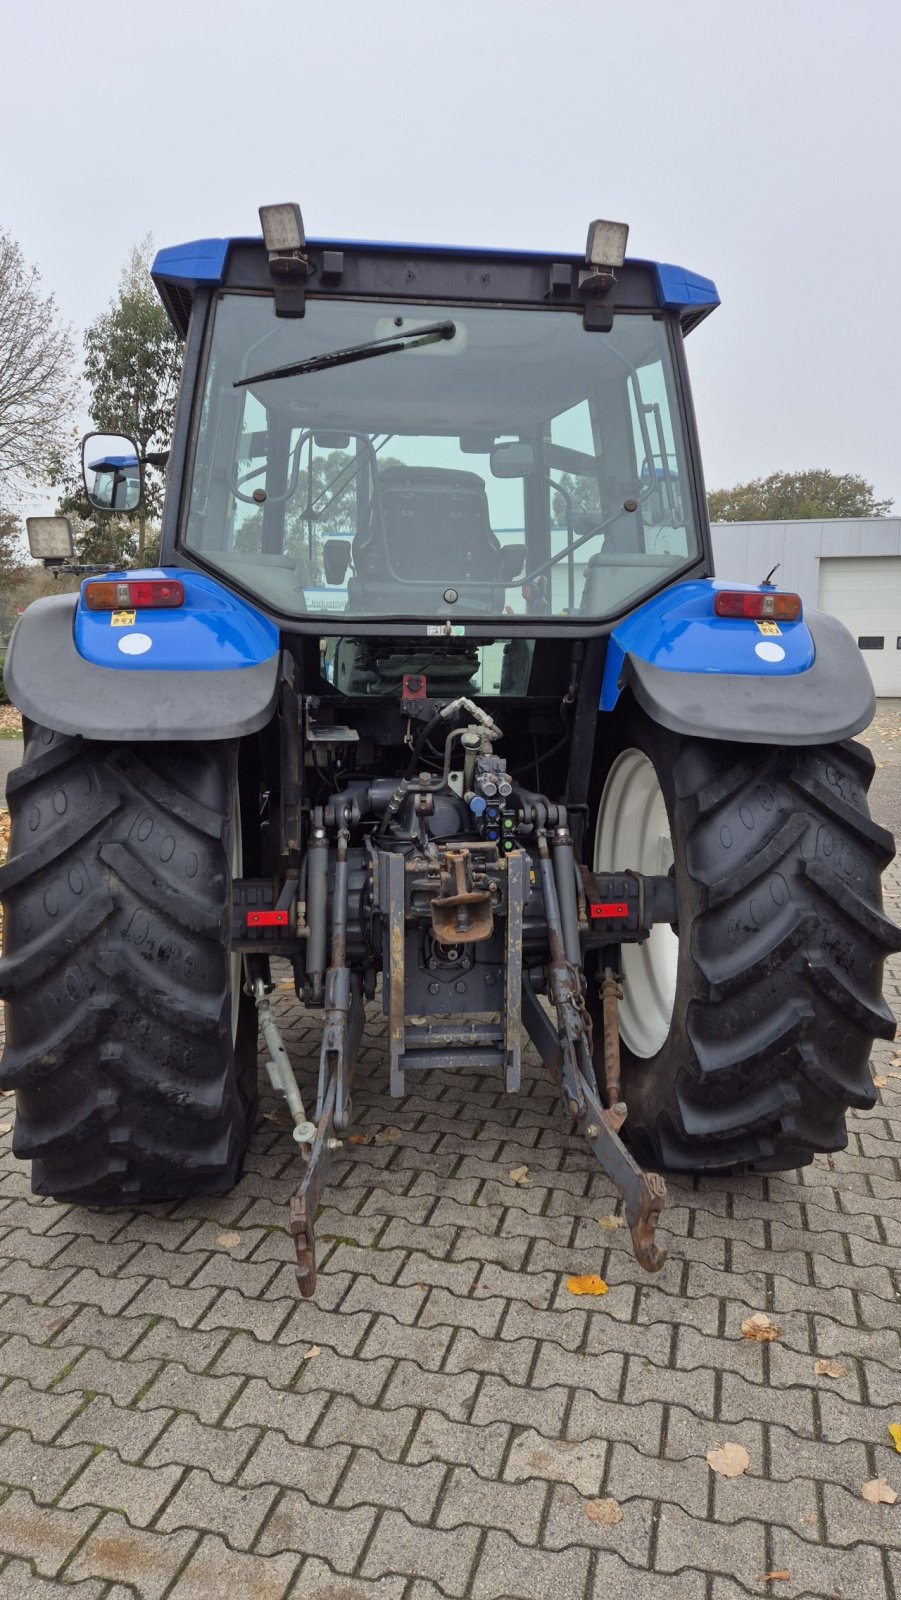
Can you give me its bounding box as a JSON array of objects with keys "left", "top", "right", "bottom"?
[
  {"left": 755, "top": 620, "right": 782, "bottom": 636},
  {"left": 111, "top": 610, "right": 136, "bottom": 626}
]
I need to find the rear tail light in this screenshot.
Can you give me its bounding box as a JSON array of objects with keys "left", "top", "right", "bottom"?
[
  {"left": 84, "top": 578, "right": 185, "bottom": 611},
  {"left": 714, "top": 589, "right": 802, "bottom": 621}
]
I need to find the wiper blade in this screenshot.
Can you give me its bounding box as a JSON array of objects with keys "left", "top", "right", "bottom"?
[{"left": 234, "top": 319, "right": 456, "bottom": 388}]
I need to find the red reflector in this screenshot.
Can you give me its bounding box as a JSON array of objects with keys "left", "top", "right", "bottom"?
[
  {"left": 246, "top": 909, "right": 289, "bottom": 928},
  {"left": 84, "top": 578, "right": 185, "bottom": 611},
  {"left": 714, "top": 589, "right": 801, "bottom": 621},
  {"left": 589, "top": 901, "right": 629, "bottom": 919}
]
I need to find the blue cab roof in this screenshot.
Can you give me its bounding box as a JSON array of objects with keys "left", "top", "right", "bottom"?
[{"left": 152, "top": 235, "right": 719, "bottom": 337}]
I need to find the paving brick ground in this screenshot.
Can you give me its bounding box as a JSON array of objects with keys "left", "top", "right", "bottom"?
[{"left": 0, "top": 720, "right": 900, "bottom": 1597}]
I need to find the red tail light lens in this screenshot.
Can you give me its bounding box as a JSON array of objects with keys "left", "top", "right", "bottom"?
[
  {"left": 84, "top": 578, "right": 185, "bottom": 611},
  {"left": 714, "top": 590, "right": 802, "bottom": 621}
]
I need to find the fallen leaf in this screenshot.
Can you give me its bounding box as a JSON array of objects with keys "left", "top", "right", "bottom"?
[
  {"left": 0, "top": 1122, "right": 12, "bottom": 1135},
  {"left": 757, "top": 1573, "right": 790, "bottom": 1584},
  {"left": 262, "top": 1110, "right": 291, "bottom": 1125},
  {"left": 813, "top": 1358, "right": 847, "bottom": 1379},
  {"left": 861, "top": 1477, "right": 897, "bottom": 1505},
  {"left": 215, "top": 1231, "right": 242, "bottom": 1249},
  {"left": 416, "top": 1282, "right": 427, "bottom": 1292},
  {"left": 348, "top": 1134, "right": 369, "bottom": 1145},
  {"left": 0, "top": 1088, "right": 14, "bottom": 1098},
  {"left": 566, "top": 1274, "right": 608, "bottom": 1296},
  {"left": 596, "top": 1214, "right": 625, "bottom": 1231},
  {"left": 374, "top": 1126, "right": 402, "bottom": 1144},
  {"left": 585, "top": 1496, "right": 623, "bottom": 1526},
  {"left": 45, "top": 1315, "right": 75, "bottom": 1336},
  {"left": 507, "top": 1165, "right": 530, "bottom": 1185},
  {"left": 706, "top": 1442, "right": 750, "bottom": 1478},
  {"left": 873, "top": 1076, "right": 888, "bottom": 1089},
  {"left": 889, "top": 1423, "right": 901, "bottom": 1453},
  {"left": 740, "top": 1312, "right": 780, "bottom": 1342},
  {"left": 302, "top": 1345, "right": 321, "bottom": 1361}
]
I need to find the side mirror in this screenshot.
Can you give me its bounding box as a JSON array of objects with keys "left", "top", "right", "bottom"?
[
  {"left": 491, "top": 442, "right": 535, "bottom": 479},
  {"left": 82, "top": 432, "right": 142, "bottom": 513},
  {"left": 323, "top": 538, "right": 351, "bottom": 585},
  {"left": 499, "top": 544, "right": 527, "bottom": 583},
  {"left": 25, "top": 515, "right": 74, "bottom": 567}
]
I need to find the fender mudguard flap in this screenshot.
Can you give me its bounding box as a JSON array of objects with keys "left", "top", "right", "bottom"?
[
  {"left": 4, "top": 594, "right": 279, "bottom": 741},
  {"left": 622, "top": 607, "right": 875, "bottom": 745}
]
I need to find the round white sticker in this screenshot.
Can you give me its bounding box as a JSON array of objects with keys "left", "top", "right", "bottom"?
[
  {"left": 755, "top": 640, "right": 785, "bottom": 663},
  {"left": 117, "top": 632, "right": 152, "bottom": 656}
]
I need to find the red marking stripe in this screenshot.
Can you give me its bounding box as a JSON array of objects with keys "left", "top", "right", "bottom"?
[
  {"left": 247, "top": 910, "right": 289, "bottom": 927},
  {"left": 589, "top": 901, "right": 629, "bottom": 920}
]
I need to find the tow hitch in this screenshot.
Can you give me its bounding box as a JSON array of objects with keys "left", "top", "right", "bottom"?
[{"left": 242, "top": 778, "right": 678, "bottom": 1295}]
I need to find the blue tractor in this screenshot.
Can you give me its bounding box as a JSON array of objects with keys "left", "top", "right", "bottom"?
[{"left": 2, "top": 206, "right": 898, "bottom": 1293}]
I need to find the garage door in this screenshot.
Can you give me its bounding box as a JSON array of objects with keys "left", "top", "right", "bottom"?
[{"left": 817, "top": 556, "right": 901, "bottom": 696}]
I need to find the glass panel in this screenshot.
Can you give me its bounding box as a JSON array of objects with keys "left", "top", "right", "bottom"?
[{"left": 184, "top": 295, "right": 700, "bottom": 620}]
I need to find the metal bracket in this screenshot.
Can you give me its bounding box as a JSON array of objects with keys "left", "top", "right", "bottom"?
[{"left": 250, "top": 977, "right": 316, "bottom": 1146}]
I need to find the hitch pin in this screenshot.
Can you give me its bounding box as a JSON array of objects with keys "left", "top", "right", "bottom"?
[{"left": 250, "top": 978, "right": 317, "bottom": 1146}]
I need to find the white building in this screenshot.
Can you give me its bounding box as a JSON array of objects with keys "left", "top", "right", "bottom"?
[{"left": 711, "top": 518, "right": 901, "bottom": 696}]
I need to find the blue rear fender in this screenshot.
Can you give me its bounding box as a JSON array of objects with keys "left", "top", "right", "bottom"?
[
  {"left": 601, "top": 578, "right": 875, "bottom": 746},
  {"left": 4, "top": 569, "right": 281, "bottom": 742},
  {"left": 74, "top": 568, "right": 279, "bottom": 671}
]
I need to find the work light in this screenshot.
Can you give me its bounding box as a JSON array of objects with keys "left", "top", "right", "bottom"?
[
  {"left": 25, "top": 516, "right": 73, "bottom": 563},
  {"left": 259, "top": 203, "right": 306, "bottom": 256},
  {"left": 586, "top": 219, "right": 630, "bottom": 269}
]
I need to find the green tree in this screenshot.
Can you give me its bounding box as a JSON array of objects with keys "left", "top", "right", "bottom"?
[
  {"left": 708, "top": 469, "right": 894, "bottom": 523},
  {"left": 82, "top": 236, "right": 181, "bottom": 564},
  {"left": 0, "top": 228, "right": 77, "bottom": 515}
]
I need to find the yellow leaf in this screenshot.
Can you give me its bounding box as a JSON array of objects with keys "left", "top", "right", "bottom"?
[
  {"left": 757, "top": 1575, "right": 790, "bottom": 1585},
  {"left": 302, "top": 1345, "right": 321, "bottom": 1361},
  {"left": 889, "top": 1423, "right": 901, "bottom": 1453},
  {"left": 0, "top": 1122, "right": 12, "bottom": 1135},
  {"left": 596, "top": 1215, "right": 625, "bottom": 1231},
  {"left": 861, "top": 1477, "right": 897, "bottom": 1505},
  {"left": 566, "top": 1274, "right": 608, "bottom": 1296},
  {"left": 585, "top": 1496, "right": 622, "bottom": 1525},
  {"left": 706, "top": 1442, "right": 750, "bottom": 1477},
  {"left": 508, "top": 1165, "right": 530, "bottom": 1186},
  {"left": 873, "top": 1076, "right": 888, "bottom": 1089},
  {"left": 740, "top": 1312, "right": 780, "bottom": 1342},
  {"left": 215, "top": 1231, "right": 242, "bottom": 1249},
  {"left": 813, "top": 1359, "right": 847, "bottom": 1379}
]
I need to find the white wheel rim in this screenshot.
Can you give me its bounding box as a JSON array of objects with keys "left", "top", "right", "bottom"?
[
  {"left": 230, "top": 793, "right": 243, "bottom": 1043},
  {"left": 594, "top": 748, "right": 678, "bottom": 1059}
]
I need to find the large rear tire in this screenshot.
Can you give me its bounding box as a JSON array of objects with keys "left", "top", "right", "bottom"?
[
  {"left": 591, "top": 709, "right": 901, "bottom": 1172},
  {"left": 0, "top": 725, "right": 257, "bottom": 1203}
]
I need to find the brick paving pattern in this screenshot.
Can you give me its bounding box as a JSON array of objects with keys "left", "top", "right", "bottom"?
[{"left": 1, "top": 754, "right": 900, "bottom": 1595}]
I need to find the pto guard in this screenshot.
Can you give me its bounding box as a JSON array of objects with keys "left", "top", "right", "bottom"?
[
  {"left": 4, "top": 569, "right": 280, "bottom": 741},
  {"left": 600, "top": 579, "right": 875, "bottom": 745}
]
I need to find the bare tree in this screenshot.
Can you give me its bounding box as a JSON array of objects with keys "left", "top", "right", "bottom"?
[{"left": 0, "top": 229, "right": 77, "bottom": 510}]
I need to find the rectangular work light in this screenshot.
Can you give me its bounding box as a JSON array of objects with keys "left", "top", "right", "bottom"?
[
  {"left": 586, "top": 219, "right": 629, "bottom": 270},
  {"left": 26, "top": 516, "right": 73, "bottom": 562},
  {"left": 259, "top": 203, "right": 306, "bottom": 256}
]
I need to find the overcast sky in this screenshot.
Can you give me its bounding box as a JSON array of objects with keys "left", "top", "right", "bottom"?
[{"left": 4, "top": 0, "right": 900, "bottom": 511}]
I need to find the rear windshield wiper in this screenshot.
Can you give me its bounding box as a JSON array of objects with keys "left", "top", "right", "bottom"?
[{"left": 234, "top": 319, "right": 456, "bottom": 388}]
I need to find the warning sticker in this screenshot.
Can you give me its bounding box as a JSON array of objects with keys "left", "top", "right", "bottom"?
[
  {"left": 755, "top": 620, "right": 782, "bottom": 636},
  {"left": 110, "top": 610, "right": 137, "bottom": 626},
  {"left": 427, "top": 623, "right": 466, "bottom": 637}
]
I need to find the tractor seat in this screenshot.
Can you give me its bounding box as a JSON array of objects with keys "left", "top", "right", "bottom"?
[{"left": 355, "top": 465, "right": 503, "bottom": 584}]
